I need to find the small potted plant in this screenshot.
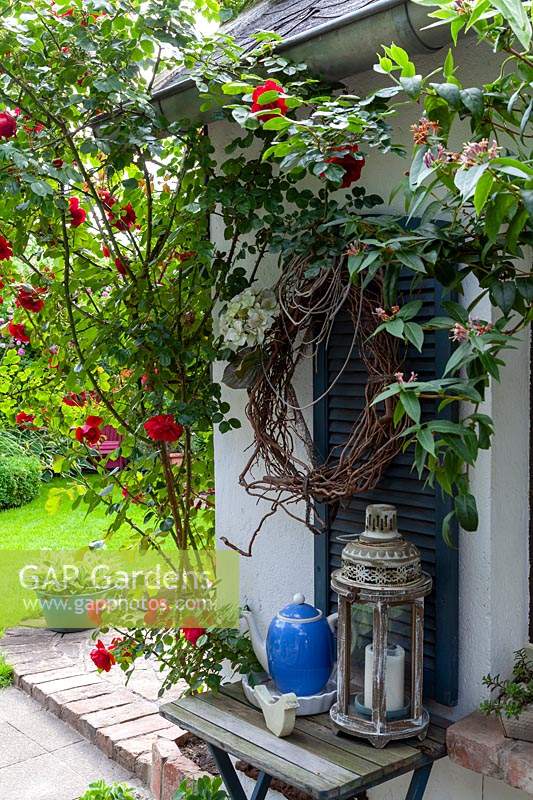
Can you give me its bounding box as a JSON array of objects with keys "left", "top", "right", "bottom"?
[
  {"left": 481, "top": 649, "right": 533, "bottom": 742},
  {"left": 34, "top": 550, "right": 109, "bottom": 633}
]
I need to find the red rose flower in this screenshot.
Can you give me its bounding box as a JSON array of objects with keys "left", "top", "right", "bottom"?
[
  {"left": 69, "top": 197, "right": 87, "bottom": 228},
  {"left": 114, "top": 257, "right": 127, "bottom": 276},
  {"left": 0, "top": 236, "right": 13, "bottom": 261},
  {"left": 63, "top": 391, "right": 88, "bottom": 407},
  {"left": 89, "top": 639, "right": 115, "bottom": 672},
  {"left": 181, "top": 625, "right": 207, "bottom": 646},
  {"left": 75, "top": 415, "right": 104, "bottom": 445},
  {"left": 122, "top": 486, "right": 143, "bottom": 504},
  {"left": 325, "top": 145, "right": 365, "bottom": 188},
  {"left": 99, "top": 191, "right": 136, "bottom": 231},
  {"left": 8, "top": 321, "right": 29, "bottom": 344},
  {"left": 0, "top": 111, "right": 17, "bottom": 139},
  {"left": 113, "top": 203, "right": 136, "bottom": 232},
  {"left": 101, "top": 245, "right": 111, "bottom": 258},
  {"left": 15, "top": 411, "right": 35, "bottom": 428},
  {"left": 251, "top": 80, "right": 288, "bottom": 123},
  {"left": 16, "top": 286, "right": 46, "bottom": 313},
  {"left": 143, "top": 414, "right": 184, "bottom": 443},
  {"left": 87, "top": 598, "right": 106, "bottom": 626}
]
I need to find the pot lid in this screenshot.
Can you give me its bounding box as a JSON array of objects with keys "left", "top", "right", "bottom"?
[{"left": 278, "top": 593, "right": 323, "bottom": 622}]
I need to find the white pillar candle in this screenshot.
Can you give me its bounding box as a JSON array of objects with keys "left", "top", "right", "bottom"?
[{"left": 364, "top": 643, "right": 405, "bottom": 712}]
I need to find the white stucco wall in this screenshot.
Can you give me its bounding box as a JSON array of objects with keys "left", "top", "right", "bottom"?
[{"left": 211, "top": 36, "right": 531, "bottom": 800}]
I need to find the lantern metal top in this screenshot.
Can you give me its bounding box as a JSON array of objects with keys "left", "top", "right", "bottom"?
[{"left": 333, "top": 504, "right": 431, "bottom": 596}]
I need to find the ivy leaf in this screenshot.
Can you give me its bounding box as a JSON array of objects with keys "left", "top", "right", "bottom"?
[{"left": 455, "top": 493, "right": 479, "bottom": 532}]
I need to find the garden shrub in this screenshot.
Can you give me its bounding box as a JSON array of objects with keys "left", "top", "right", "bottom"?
[
  {"left": 0, "top": 653, "right": 13, "bottom": 688},
  {"left": 0, "top": 455, "right": 42, "bottom": 510}
]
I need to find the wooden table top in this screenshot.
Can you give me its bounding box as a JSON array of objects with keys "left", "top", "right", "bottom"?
[{"left": 160, "top": 682, "right": 448, "bottom": 800}]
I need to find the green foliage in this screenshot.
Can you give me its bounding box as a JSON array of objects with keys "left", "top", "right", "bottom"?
[
  {"left": 78, "top": 780, "right": 138, "bottom": 800},
  {"left": 481, "top": 649, "right": 533, "bottom": 719},
  {"left": 110, "top": 624, "right": 261, "bottom": 697},
  {"left": 174, "top": 777, "right": 228, "bottom": 800},
  {"left": 0, "top": 653, "right": 14, "bottom": 688},
  {"left": 0, "top": 455, "right": 42, "bottom": 510}
]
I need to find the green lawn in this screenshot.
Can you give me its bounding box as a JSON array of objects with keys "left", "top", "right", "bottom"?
[{"left": 0, "top": 476, "right": 144, "bottom": 550}]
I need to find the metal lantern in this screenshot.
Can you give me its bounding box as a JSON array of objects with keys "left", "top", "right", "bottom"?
[{"left": 330, "top": 503, "right": 432, "bottom": 748}]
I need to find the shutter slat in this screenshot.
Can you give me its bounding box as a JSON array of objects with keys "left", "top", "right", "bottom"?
[{"left": 313, "top": 277, "right": 459, "bottom": 707}]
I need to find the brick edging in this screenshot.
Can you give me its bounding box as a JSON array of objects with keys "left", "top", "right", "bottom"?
[{"left": 0, "top": 627, "right": 203, "bottom": 796}]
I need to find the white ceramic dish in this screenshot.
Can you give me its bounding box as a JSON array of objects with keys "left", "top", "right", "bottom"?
[{"left": 242, "top": 673, "right": 337, "bottom": 716}]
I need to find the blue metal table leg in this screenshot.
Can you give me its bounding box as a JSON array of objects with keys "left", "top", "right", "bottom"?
[
  {"left": 406, "top": 763, "right": 433, "bottom": 800},
  {"left": 208, "top": 744, "right": 272, "bottom": 800},
  {"left": 251, "top": 771, "right": 272, "bottom": 800}
]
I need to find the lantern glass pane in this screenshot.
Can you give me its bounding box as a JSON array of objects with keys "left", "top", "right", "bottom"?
[
  {"left": 348, "top": 603, "right": 373, "bottom": 712},
  {"left": 359, "top": 602, "right": 413, "bottom": 718}
]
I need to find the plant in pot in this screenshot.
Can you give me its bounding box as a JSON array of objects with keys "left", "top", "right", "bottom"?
[
  {"left": 34, "top": 550, "right": 109, "bottom": 633},
  {"left": 481, "top": 650, "right": 533, "bottom": 742}
]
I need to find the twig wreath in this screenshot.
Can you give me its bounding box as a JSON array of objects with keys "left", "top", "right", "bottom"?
[{"left": 220, "top": 255, "right": 407, "bottom": 557}]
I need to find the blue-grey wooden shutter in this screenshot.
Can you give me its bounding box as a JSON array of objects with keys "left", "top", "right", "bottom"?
[{"left": 313, "top": 275, "right": 459, "bottom": 706}]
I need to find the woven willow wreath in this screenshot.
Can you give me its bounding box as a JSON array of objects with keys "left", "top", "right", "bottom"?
[{"left": 220, "top": 255, "right": 407, "bottom": 557}]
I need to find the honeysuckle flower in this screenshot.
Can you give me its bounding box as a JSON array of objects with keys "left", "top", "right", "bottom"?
[
  {"left": 459, "top": 139, "right": 501, "bottom": 167},
  {"left": 251, "top": 80, "right": 288, "bottom": 122},
  {"left": 75, "top": 415, "right": 104, "bottom": 445},
  {"left": 325, "top": 145, "right": 365, "bottom": 187},
  {"left": 0, "top": 111, "right": 17, "bottom": 139},
  {"left": 410, "top": 117, "right": 440, "bottom": 146},
  {"left": 0, "top": 237, "right": 13, "bottom": 261},
  {"left": 375, "top": 305, "right": 400, "bottom": 322},
  {"left": 144, "top": 414, "right": 184, "bottom": 442},
  {"left": 451, "top": 319, "right": 494, "bottom": 341},
  {"left": 101, "top": 245, "right": 111, "bottom": 258},
  {"left": 16, "top": 286, "right": 46, "bottom": 313},
  {"left": 7, "top": 321, "right": 29, "bottom": 344},
  {"left": 69, "top": 197, "right": 87, "bottom": 227},
  {"left": 395, "top": 371, "right": 418, "bottom": 384}
]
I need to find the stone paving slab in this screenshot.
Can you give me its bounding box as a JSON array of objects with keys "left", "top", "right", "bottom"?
[
  {"left": 0, "top": 627, "right": 184, "bottom": 790},
  {"left": 0, "top": 720, "right": 45, "bottom": 767},
  {"left": 0, "top": 688, "right": 152, "bottom": 800}
]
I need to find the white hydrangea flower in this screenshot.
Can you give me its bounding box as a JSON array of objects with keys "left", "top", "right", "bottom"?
[{"left": 217, "top": 288, "right": 279, "bottom": 353}]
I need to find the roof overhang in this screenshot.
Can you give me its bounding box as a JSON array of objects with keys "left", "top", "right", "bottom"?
[{"left": 152, "top": 0, "right": 449, "bottom": 125}]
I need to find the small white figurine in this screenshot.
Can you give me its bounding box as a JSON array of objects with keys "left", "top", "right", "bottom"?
[{"left": 253, "top": 684, "right": 300, "bottom": 737}]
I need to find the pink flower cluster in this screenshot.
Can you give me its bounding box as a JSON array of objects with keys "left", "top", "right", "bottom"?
[{"left": 451, "top": 319, "right": 493, "bottom": 342}]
